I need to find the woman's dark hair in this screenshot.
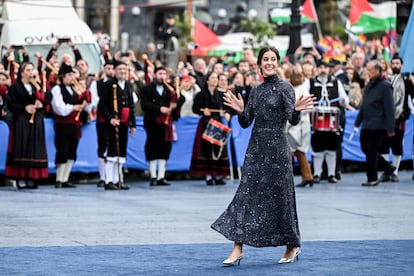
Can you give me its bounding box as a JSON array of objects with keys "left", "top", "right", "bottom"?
[
  {"left": 257, "top": 47, "right": 280, "bottom": 67},
  {"left": 17, "top": 62, "right": 34, "bottom": 82},
  {"left": 204, "top": 71, "right": 217, "bottom": 90},
  {"left": 256, "top": 47, "right": 280, "bottom": 75}
]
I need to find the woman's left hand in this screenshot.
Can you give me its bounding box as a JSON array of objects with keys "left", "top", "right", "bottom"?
[{"left": 295, "top": 94, "right": 316, "bottom": 111}]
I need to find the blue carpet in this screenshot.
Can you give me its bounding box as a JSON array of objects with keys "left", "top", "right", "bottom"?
[{"left": 1, "top": 240, "right": 413, "bottom": 276}]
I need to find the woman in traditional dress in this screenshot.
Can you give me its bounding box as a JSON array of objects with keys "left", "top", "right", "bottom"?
[
  {"left": 5, "top": 62, "right": 49, "bottom": 189},
  {"left": 190, "top": 71, "right": 231, "bottom": 185}
]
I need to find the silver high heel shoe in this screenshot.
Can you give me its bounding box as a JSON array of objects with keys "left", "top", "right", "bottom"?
[
  {"left": 278, "top": 248, "right": 301, "bottom": 264},
  {"left": 222, "top": 253, "right": 244, "bottom": 267}
]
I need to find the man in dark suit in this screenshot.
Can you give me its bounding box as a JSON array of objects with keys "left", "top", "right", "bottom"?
[{"left": 354, "top": 60, "right": 396, "bottom": 186}]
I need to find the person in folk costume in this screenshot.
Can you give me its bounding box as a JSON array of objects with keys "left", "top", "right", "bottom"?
[
  {"left": 190, "top": 71, "right": 232, "bottom": 185},
  {"left": 310, "top": 60, "right": 348, "bottom": 184},
  {"left": 51, "top": 63, "right": 92, "bottom": 188},
  {"left": 98, "top": 60, "right": 136, "bottom": 190},
  {"left": 5, "top": 62, "right": 49, "bottom": 189},
  {"left": 89, "top": 60, "right": 115, "bottom": 187},
  {"left": 379, "top": 55, "right": 408, "bottom": 182},
  {"left": 0, "top": 72, "right": 11, "bottom": 123},
  {"left": 141, "top": 66, "right": 185, "bottom": 186}
]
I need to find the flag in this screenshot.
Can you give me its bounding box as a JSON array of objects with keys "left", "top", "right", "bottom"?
[
  {"left": 301, "top": 0, "right": 318, "bottom": 22},
  {"left": 350, "top": 1, "right": 396, "bottom": 34},
  {"left": 269, "top": 0, "right": 318, "bottom": 24},
  {"left": 191, "top": 19, "right": 221, "bottom": 56},
  {"left": 357, "top": 34, "right": 367, "bottom": 47},
  {"left": 349, "top": 0, "right": 373, "bottom": 25},
  {"left": 400, "top": 3, "right": 414, "bottom": 73}
]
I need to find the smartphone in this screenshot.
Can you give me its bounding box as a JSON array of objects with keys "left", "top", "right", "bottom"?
[
  {"left": 58, "top": 38, "right": 71, "bottom": 43},
  {"left": 12, "top": 45, "right": 23, "bottom": 49}
]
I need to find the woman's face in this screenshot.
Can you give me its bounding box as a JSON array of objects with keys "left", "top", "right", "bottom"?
[
  {"left": 21, "top": 64, "right": 35, "bottom": 82},
  {"left": 218, "top": 75, "right": 228, "bottom": 89},
  {"left": 346, "top": 68, "right": 354, "bottom": 81},
  {"left": 206, "top": 72, "right": 218, "bottom": 87},
  {"left": 260, "top": 50, "right": 278, "bottom": 77},
  {"left": 232, "top": 73, "right": 244, "bottom": 86}
]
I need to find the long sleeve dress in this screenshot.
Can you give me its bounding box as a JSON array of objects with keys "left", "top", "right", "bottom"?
[
  {"left": 211, "top": 74, "right": 301, "bottom": 248},
  {"left": 5, "top": 81, "right": 48, "bottom": 180}
]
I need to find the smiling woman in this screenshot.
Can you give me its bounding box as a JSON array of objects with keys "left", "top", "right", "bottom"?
[{"left": 211, "top": 46, "right": 315, "bottom": 267}]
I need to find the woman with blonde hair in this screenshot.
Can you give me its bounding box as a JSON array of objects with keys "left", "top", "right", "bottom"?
[{"left": 286, "top": 67, "right": 313, "bottom": 187}]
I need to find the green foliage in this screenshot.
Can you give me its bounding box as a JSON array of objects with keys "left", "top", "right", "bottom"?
[
  {"left": 174, "top": 13, "right": 192, "bottom": 52},
  {"left": 332, "top": 24, "right": 347, "bottom": 41},
  {"left": 240, "top": 19, "right": 277, "bottom": 52}
]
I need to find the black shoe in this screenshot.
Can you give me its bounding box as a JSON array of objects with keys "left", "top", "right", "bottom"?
[
  {"left": 379, "top": 173, "right": 390, "bottom": 182},
  {"left": 26, "top": 180, "right": 38, "bottom": 189},
  {"left": 386, "top": 165, "right": 396, "bottom": 175},
  {"left": 116, "top": 182, "right": 130, "bottom": 190},
  {"left": 16, "top": 180, "right": 26, "bottom": 190},
  {"left": 157, "top": 178, "right": 170, "bottom": 186},
  {"left": 150, "top": 178, "right": 158, "bottom": 186},
  {"left": 206, "top": 179, "right": 215, "bottom": 185},
  {"left": 296, "top": 180, "right": 314, "bottom": 187},
  {"left": 62, "top": 182, "right": 76, "bottom": 188},
  {"left": 361, "top": 180, "right": 380, "bottom": 186},
  {"left": 97, "top": 180, "right": 105, "bottom": 188},
  {"left": 54, "top": 181, "right": 62, "bottom": 188},
  {"left": 328, "top": 175, "right": 338, "bottom": 183},
  {"left": 313, "top": 175, "right": 320, "bottom": 183},
  {"left": 335, "top": 172, "right": 341, "bottom": 180},
  {"left": 104, "top": 182, "right": 118, "bottom": 190},
  {"left": 390, "top": 174, "right": 399, "bottom": 182},
  {"left": 214, "top": 178, "right": 226, "bottom": 185}
]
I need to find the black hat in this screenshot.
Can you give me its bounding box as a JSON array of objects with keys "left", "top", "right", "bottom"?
[
  {"left": 316, "top": 59, "right": 333, "bottom": 67},
  {"left": 154, "top": 66, "right": 167, "bottom": 73},
  {"left": 104, "top": 59, "right": 114, "bottom": 67},
  {"left": 113, "top": 59, "right": 127, "bottom": 68},
  {"left": 166, "top": 13, "right": 174, "bottom": 19},
  {"left": 58, "top": 63, "right": 75, "bottom": 76},
  {"left": 329, "top": 59, "right": 342, "bottom": 66}
]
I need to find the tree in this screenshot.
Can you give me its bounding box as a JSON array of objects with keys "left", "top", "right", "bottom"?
[
  {"left": 173, "top": 13, "right": 192, "bottom": 54},
  {"left": 240, "top": 19, "right": 277, "bottom": 52}
]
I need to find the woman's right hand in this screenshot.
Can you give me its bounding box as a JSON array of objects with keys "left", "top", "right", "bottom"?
[{"left": 223, "top": 91, "right": 244, "bottom": 114}]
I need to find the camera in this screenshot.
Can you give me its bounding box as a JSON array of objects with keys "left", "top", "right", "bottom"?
[
  {"left": 187, "top": 43, "right": 199, "bottom": 50},
  {"left": 12, "top": 45, "right": 23, "bottom": 49},
  {"left": 227, "top": 52, "right": 237, "bottom": 57}
]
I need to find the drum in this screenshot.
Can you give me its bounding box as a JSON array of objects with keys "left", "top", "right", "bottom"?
[
  {"left": 202, "top": 119, "right": 231, "bottom": 146},
  {"left": 311, "top": 106, "right": 340, "bottom": 131}
]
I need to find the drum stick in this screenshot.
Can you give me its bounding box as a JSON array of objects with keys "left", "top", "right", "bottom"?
[
  {"left": 200, "top": 108, "right": 224, "bottom": 113},
  {"left": 316, "top": 97, "right": 340, "bottom": 105}
]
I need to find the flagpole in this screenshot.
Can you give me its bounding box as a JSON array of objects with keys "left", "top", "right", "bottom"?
[{"left": 287, "top": 0, "right": 301, "bottom": 63}]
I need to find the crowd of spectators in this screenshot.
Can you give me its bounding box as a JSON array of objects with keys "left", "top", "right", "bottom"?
[{"left": 1, "top": 35, "right": 414, "bottom": 186}]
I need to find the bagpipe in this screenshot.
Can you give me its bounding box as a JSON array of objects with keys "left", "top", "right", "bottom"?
[{"left": 155, "top": 76, "right": 181, "bottom": 141}]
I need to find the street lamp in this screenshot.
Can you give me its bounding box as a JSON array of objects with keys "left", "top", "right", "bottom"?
[{"left": 287, "top": 0, "right": 301, "bottom": 63}]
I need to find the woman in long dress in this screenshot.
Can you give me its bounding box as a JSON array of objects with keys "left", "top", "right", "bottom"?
[
  {"left": 5, "top": 62, "right": 49, "bottom": 189},
  {"left": 190, "top": 71, "right": 231, "bottom": 185},
  {"left": 211, "top": 47, "right": 315, "bottom": 265}
]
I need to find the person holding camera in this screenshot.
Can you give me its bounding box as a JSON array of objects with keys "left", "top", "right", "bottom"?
[{"left": 157, "top": 13, "right": 180, "bottom": 47}]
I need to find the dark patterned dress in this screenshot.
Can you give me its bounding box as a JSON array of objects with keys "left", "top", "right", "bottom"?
[{"left": 211, "top": 74, "right": 301, "bottom": 248}]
